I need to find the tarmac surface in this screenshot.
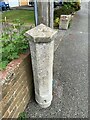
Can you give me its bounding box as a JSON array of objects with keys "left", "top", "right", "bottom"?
[{"left": 25, "top": 2, "right": 88, "bottom": 118}]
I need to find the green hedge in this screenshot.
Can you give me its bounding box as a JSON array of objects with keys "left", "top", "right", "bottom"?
[{"left": 54, "top": 2, "right": 81, "bottom": 27}]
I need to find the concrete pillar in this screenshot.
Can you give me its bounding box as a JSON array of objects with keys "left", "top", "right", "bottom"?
[
  {"left": 25, "top": 24, "right": 57, "bottom": 108},
  {"left": 59, "top": 15, "right": 72, "bottom": 30}
]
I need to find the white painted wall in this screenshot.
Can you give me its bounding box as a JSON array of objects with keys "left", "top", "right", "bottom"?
[
  {"left": 4, "top": 0, "right": 19, "bottom": 7},
  {"left": 8, "top": 0, "right": 19, "bottom": 7}
]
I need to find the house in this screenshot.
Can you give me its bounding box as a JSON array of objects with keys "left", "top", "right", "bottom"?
[{"left": 3, "top": 0, "right": 32, "bottom": 7}]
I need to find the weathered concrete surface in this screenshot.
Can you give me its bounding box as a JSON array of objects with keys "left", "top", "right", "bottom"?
[
  {"left": 59, "top": 15, "right": 72, "bottom": 30},
  {"left": 25, "top": 24, "right": 57, "bottom": 43},
  {"left": 25, "top": 24, "right": 57, "bottom": 108},
  {"left": 25, "top": 2, "right": 88, "bottom": 118}
]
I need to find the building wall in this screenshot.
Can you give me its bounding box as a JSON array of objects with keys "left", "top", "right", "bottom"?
[
  {"left": 19, "top": 0, "right": 29, "bottom": 6},
  {"left": 4, "top": 0, "right": 19, "bottom": 7},
  {"left": 0, "top": 53, "right": 34, "bottom": 118},
  {"left": 4, "top": 0, "right": 30, "bottom": 7}
]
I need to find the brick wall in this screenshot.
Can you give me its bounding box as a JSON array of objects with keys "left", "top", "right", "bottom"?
[{"left": 0, "top": 53, "right": 34, "bottom": 118}]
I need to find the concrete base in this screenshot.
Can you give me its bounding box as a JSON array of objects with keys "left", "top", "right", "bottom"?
[
  {"left": 35, "top": 87, "right": 52, "bottom": 108},
  {"left": 36, "top": 99, "right": 52, "bottom": 108}
]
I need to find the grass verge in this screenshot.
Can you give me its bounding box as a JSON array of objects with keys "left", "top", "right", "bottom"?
[{"left": 2, "top": 9, "right": 35, "bottom": 25}]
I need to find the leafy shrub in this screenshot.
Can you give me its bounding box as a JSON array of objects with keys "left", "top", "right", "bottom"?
[
  {"left": 54, "top": 17, "right": 60, "bottom": 28},
  {"left": 54, "top": 2, "right": 81, "bottom": 28},
  {"left": 54, "top": 2, "right": 81, "bottom": 18},
  {"left": 18, "top": 112, "right": 27, "bottom": 120},
  {"left": 0, "top": 21, "right": 30, "bottom": 70},
  {"left": 63, "top": 2, "right": 80, "bottom": 11}
]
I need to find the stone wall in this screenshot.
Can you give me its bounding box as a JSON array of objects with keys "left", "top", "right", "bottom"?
[{"left": 0, "top": 53, "right": 34, "bottom": 118}]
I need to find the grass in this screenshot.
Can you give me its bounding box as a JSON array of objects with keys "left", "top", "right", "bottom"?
[{"left": 2, "top": 9, "right": 35, "bottom": 25}]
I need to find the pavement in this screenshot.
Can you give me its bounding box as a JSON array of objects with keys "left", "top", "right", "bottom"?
[{"left": 25, "top": 2, "right": 88, "bottom": 118}]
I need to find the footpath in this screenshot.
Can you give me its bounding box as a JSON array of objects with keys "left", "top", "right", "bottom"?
[{"left": 25, "top": 2, "right": 88, "bottom": 118}]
